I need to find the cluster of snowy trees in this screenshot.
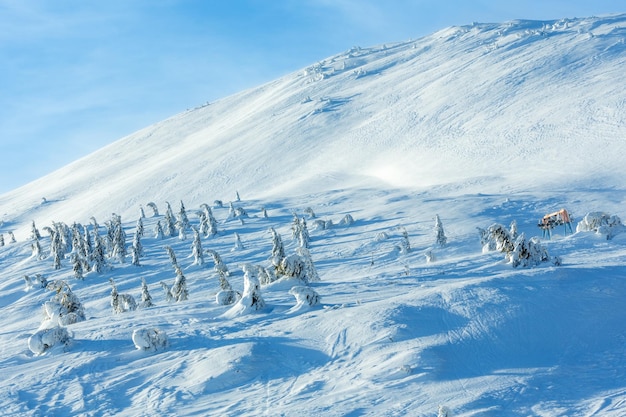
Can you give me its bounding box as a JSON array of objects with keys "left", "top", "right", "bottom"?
[
  {"left": 25, "top": 197, "right": 330, "bottom": 354},
  {"left": 478, "top": 221, "right": 561, "bottom": 267}
]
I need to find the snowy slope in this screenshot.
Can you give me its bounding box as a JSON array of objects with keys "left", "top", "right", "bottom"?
[{"left": 1, "top": 15, "right": 626, "bottom": 417}]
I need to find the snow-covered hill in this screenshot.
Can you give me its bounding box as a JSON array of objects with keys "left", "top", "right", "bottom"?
[{"left": 1, "top": 15, "right": 625, "bottom": 416}]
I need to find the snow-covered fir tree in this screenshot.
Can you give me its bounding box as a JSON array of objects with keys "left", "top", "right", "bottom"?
[
  {"left": 71, "top": 253, "right": 84, "bottom": 280},
  {"left": 233, "top": 232, "right": 244, "bottom": 251},
  {"left": 199, "top": 203, "right": 219, "bottom": 237},
  {"left": 164, "top": 202, "right": 177, "bottom": 237},
  {"left": 131, "top": 237, "right": 141, "bottom": 266},
  {"left": 154, "top": 220, "right": 164, "bottom": 239},
  {"left": 434, "top": 214, "right": 447, "bottom": 247},
  {"left": 206, "top": 249, "right": 230, "bottom": 279},
  {"left": 91, "top": 234, "right": 107, "bottom": 274},
  {"left": 31, "top": 220, "right": 41, "bottom": 241},
  {"left": 165, "top": 246, "right": 188, "bottom": 302},
  {"left": 297, "top": 217, "right": 310, "bottom": 249},
  {"left": 269, "top": 227, "right": 286, "bottom": 268},
  {"left": 159, "top": 281, "right": 174, "bottom": 303},
  {"left": 107, "top": 214, "right": 127, "bottom": 263},
  {"left": 136, "top": 217, "right": 144, "bottom": 238},
  {"left": 400, "top": 227, "right": 411, "bottom": 254},
  {"left": 190, "top": 227, "right": 204, "bottom": 265},
  {"left": 296, "top": 247, "right": 320, "bottom": 283},
  {"left": 140, "top": 277, "right": 154, "bottom": 308},
  {"left": 509, "top": 219, "right": 518, "bottom": 240},
  {"left": 176, "top": 200, "right": 190, "bottom": 240}
]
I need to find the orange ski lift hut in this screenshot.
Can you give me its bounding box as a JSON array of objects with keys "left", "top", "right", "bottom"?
[{"left": 538, "top": 208, "right": 573, "bottom": 239}]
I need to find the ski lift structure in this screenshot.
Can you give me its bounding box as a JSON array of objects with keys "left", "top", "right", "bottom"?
[{"left": 538, "top": 208, "right": 573, "bottom": 239}]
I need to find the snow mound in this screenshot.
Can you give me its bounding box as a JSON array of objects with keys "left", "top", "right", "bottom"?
[
  {"left": 28, "top": 326, "right": 71, "bottom": 355},
  {"left": 132, "top": 328, "right": 168, "bottom": 351},
  {"left": 576, "top": 212, "right": 625, "bottom": 240}
]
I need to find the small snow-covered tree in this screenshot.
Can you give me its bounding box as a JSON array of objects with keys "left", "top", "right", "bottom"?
[
  {"left": 71, "top": 253, "right": 84, "bottom": 280},
  {"left": 190, "top": 227, "right": 204, "bottom": 265},
  {"left": 438, "top": 405, "right": 452, "bottom": 417},
  {"left": 91, "top": 234, "right": 107, "bottom": 273},
  {"left": 109, "top": 278, "right": 137, "bottom": 314},
  {"left": 434, "top": 215, "right": 447, "bottom": 247},
  {"left": 400, "top": 227, "right": 411, "bottom": 254},
  {"left": 176, "top": 200, "right": 190, "bottom": 240},
  {"left": 31, "top": 220, "right": 41, "bottom": 240},
  {"left": 206, "top": 207, "right": 218, "bottom": 236},
  {"left": 31, "top": 237, "right": 43, "bottom": 259},
  {"left": 509, "top": 220, "right": 518, "bottom": 240},
  {"left": 240, "top": 264, "right": 265, "bottom": 311},
  {"left": 296, "top": 247, "right": 320, "bottom": 283},
  {"left": 139, "top": 277, "right": 154, "bottom": 308},
  {"left": 136, "top": 217, "right": 145, "bottom": 238},
  {"left": 164, "top": 202, "right": 177, "bottom": 237},
  {"left": 276, "top": 254, "right": 306, "bottom": 282},
  {"left": 206, "top": 249, "right": 229, "bottom": 278},
  {"left": 0, "top": 234, "right": 4, "bottom": 247},
  {"left": 232, "top": 232, "right": 244, "bottom": 251},
  {"left": 269, "top": 227, "right": 286, "bottom": 268},
  {"left": 215, "top": 273, "right": 240, "bottom": 306},
  {"left": 165, "top": 246, "right": 188, "bottom": 302},
  {"left": 257, "top": 265, "right": 277, "bottom": 285},
  {"left": 160, "top": 281, "right": 174, "bottom": 303},
  {"left": 108, "top": 214, "right": 127, "bottom": 263},
  {"left": 154, "top": 220, "right": 165, "bottom": 239}
]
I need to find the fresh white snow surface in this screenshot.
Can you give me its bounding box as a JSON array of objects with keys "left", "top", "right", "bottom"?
[{"left": 1, "top": 15, "right": 626, "bottom": 416}]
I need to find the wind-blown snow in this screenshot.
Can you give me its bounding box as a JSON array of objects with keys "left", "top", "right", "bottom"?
[{"left": 1, "top": 14, "right": 625, "bottom": 416}]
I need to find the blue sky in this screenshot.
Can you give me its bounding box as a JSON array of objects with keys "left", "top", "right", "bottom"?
[{"left": 0, "top": 1, "right": 621, "bottom": 194}]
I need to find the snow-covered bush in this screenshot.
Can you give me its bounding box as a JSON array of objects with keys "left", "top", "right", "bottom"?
[
  {"left": 28, "top": 326, "right": 71, "bottom": 355},
  {"left": 216, "top": 288, "right": 241, "bottom": 305},
  {"left": 109, "top": 278, "right": 137, "bottom": 314},
  {"left": 43, "top": 280, "right": 86, "bottom": 326},
  {"left": 478, "top": 223, "right": 514, "bottom": 253},
  {"left": 276, "top": 254, "right": 306, "bottom": 281},
  {"left": 339, "top": 213, "right": 355, "bottom": 226},
  {"left": 289, "top": 286, "right": 320, "bottom": 307},
  {"left": 508, "top": 233, "right": 551, "bottom": 268},
  {"left": 479, "top": 226, "right": 558, "bottom": 268},
  {"left": 576, "top": 212, "right": 625, "bottom": 240},
  {"left": 132, "top": 328, "right": 168, "bottom": 351},
  {"left": 215, "top": 271, "right": 241, "bottom": 305}
]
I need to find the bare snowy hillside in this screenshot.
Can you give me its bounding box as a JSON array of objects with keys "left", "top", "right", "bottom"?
[
  {"left": 1, "top": 14, "right": 625, "bottom": 417},
  {"left": 1, "top": 15, "right": 626, "bottom": 239}
]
